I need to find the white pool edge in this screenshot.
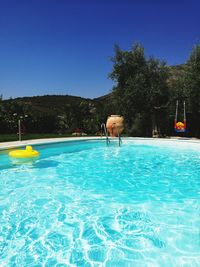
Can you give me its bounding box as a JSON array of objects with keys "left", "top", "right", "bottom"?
[
  {"left": 0, "top": 136, "right": 101, "bottom": 150},
  {"left": 1, "top": 136, "right": 200, "bottom": 151}
]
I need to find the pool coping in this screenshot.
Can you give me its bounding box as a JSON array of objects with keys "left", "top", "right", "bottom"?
[
  {"left": 1, "top": 136, "right": 200, "bottom": 151},
  {"left": 0, "top": 137, "right": 102, "bottom": 151}
]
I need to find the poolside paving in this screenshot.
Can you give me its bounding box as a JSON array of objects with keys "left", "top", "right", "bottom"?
[
  {"left": 0, "top": 136, "right": 101, "bottom": 150},
  {"left": 1, "top": 136, "right": 200, "bottom": 151}
]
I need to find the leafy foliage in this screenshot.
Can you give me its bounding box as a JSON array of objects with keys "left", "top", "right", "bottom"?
[
  {"left": 110, "top": 43, "right": 170, "bottom": 136},
  {"left": 184, "top": 45, "right": 200, "bottom": 136},
  {"left": 0, "top": 94, "right": 113, "bottom": 138},
  {"left": 1, "top": 43, "right": 200, "bottom": 139}
]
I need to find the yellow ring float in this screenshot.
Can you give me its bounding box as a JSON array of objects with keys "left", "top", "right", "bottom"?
[{"left": 9, "top": 146, "right": 39, "bottom": 158}]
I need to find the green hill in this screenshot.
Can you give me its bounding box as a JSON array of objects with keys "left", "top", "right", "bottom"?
[
  {"left": 0, "top": 94, "right": 115, "bottom": 135},
  {"left": 3, "top": 94, "right": 93, "bottom": 115}
]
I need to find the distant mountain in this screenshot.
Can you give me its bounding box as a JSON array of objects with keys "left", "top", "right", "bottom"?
[
  {"left": 2, "top": 92, "right": 115, "bottom": 118},
  {"left": 3, "top": 94, "right": 93, "bottom": 114},
  {"left": 1, "top": 64, "right": 185, "bottom": 115},
  {"left": 167, "top": 64, "right": 187, "bottom": 86}
]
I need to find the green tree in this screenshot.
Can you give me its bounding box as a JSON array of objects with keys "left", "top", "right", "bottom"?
[
  {"left": 110, "top": 43, "right": 169, "bottom": 136},
  {"left": 185, "top": 45, "right": 200, "bottom": 136}
]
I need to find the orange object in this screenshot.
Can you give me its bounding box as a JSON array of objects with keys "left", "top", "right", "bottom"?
[
  {"left": 106, "top": 115, "right": 124, "bottom": 137},
  {"left": 174, "top": 100, "right": 187, "bottom": 133},
  {"left": 175, "top": 121, "right": 186, "bottom": 132}
]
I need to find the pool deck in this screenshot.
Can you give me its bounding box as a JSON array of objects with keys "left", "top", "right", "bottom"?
[
  {"left": 0, "top": 136, "right": 101, "bottom": 150},
  {"left": 1, "top": 136, "right": 200, "bottom": 151}
]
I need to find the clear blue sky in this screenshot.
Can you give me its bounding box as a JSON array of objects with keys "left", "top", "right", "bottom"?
[{"left": 0, "top": 0, "right": 199, "bottom": 99}]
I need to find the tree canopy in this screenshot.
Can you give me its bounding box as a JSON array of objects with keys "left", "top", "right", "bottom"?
[
  {"left": 110, "top": 43, "right": 170, "bottom": 136},
  {"left": 1, "top": 43, "right": 200, "bottom": 139}
]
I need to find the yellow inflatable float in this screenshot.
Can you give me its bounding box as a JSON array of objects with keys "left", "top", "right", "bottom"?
[{"left": 9, "top": 146, "right": 39, "bottom": 158}]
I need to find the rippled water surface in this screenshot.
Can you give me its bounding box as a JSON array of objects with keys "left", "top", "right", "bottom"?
[{"left": 0, "top": 139, "right": 200, "bottom": 267}]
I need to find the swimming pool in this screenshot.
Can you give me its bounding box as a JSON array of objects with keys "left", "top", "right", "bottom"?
[{"left": 0, "top": 139, "right": 199, "bottom": 266}]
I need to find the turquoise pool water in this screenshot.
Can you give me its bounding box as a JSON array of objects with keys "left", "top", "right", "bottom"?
[{"left": 0, "top": 139, "right": 199, "bottom": 266}]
